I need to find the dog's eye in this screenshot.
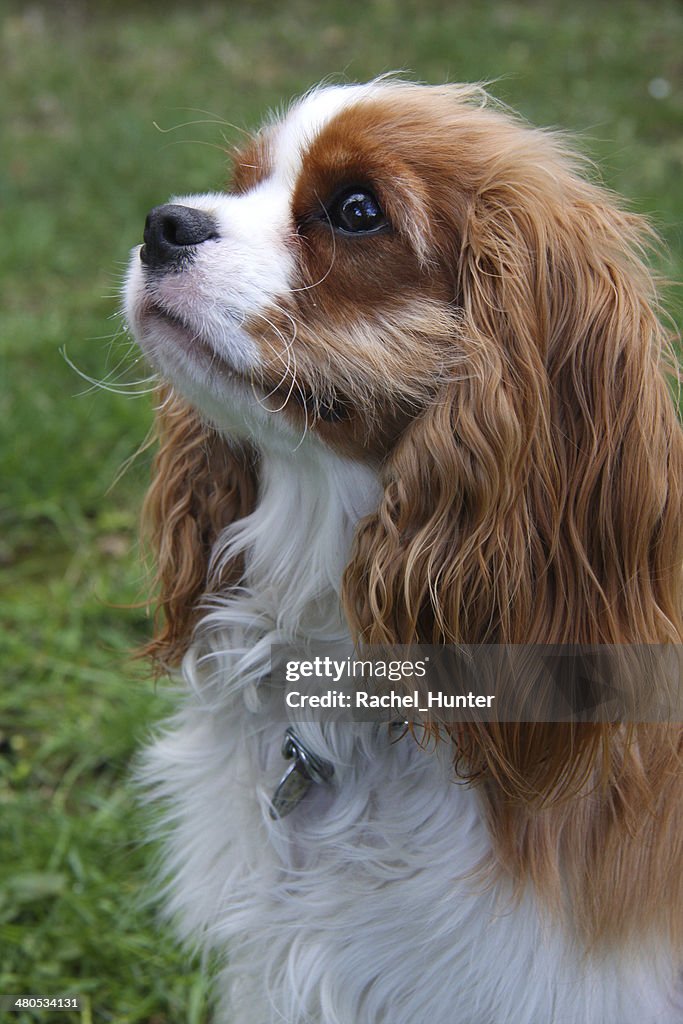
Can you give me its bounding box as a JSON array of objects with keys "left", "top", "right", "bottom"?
[{"left": 329, "top": 189, "right": 387, "bottom": 234}]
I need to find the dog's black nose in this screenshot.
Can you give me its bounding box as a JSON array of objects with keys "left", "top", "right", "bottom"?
[{"left": 140, "top": 204, "right": 218, "bottom": 269}]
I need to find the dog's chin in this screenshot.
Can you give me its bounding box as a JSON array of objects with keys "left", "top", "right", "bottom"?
[
  {"left": 138, "top": 305, "right": 233, "bottom": 374},
  {"left": 132, "top": 307, "right": 239, "bottom": 407},
  {"left": 131, "top": 305, "right": 319, "bottom": 450}
]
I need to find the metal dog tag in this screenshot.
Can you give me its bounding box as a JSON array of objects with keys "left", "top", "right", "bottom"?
[{"left": 269, "top": 728, "right": 334, "bottom": 819}]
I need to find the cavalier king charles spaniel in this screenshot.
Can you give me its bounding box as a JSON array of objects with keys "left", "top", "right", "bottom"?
[{"left": 124, "top": 80, "right": 683, "bottom": 1023}]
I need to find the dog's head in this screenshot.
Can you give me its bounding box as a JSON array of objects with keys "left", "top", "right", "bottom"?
[{"left": 126, "top": 82, "right": 480, "bottom": 460}]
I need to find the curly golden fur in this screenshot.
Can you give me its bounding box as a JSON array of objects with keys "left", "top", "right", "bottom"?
[{"left": 141, "top": 387, "right": 258, "bottom": 669}]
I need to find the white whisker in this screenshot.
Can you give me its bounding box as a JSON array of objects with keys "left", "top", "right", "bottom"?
[{"left": 61, "top": 346, "right": 157, "bottom": 397}]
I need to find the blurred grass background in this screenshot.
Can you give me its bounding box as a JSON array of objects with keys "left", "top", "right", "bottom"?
[{"left": 1, "top": 1, "right": 682, "bottom": 1021}]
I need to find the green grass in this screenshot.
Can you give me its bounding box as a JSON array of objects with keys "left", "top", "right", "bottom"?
[{"left": 2, "top": 1, "right": 682, "bottom": 1021}]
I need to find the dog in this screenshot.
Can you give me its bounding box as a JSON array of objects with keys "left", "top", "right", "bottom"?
[{"left": 124, "top": 80, "right": 683, "bottom": 1023}]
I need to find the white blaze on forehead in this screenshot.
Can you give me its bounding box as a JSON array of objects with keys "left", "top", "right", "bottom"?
[{"left": 271, "top": 84, "right": 376, "bottom": 186}]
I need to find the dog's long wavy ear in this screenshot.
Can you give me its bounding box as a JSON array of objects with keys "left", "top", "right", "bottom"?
[
  {"left": 141, "top": 387, "right": 258, "bottom": 671},
  {"left": 343, "top": 133, "right": 683, "bottom": 803}
]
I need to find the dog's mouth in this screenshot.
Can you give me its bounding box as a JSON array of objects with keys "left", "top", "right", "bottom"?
[
  {"left": 144, "top": 303, "right": 208, "bottom": 345},
  {"left": 139, "top": 302, "right": 352, "bottom": 424},
  {"left": 141, "top": 302, "right": 232, "bottom": 370},
  {"left": 146, "top": 303, "right": 191, "bottom": 333}
]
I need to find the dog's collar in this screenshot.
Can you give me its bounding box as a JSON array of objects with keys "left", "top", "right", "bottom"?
[
  {"left": 269, "top": 721, "right": 409, "bottom": 819},
  {"left": 269, "top": 727, "right": 335, "bottom": 819}
]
